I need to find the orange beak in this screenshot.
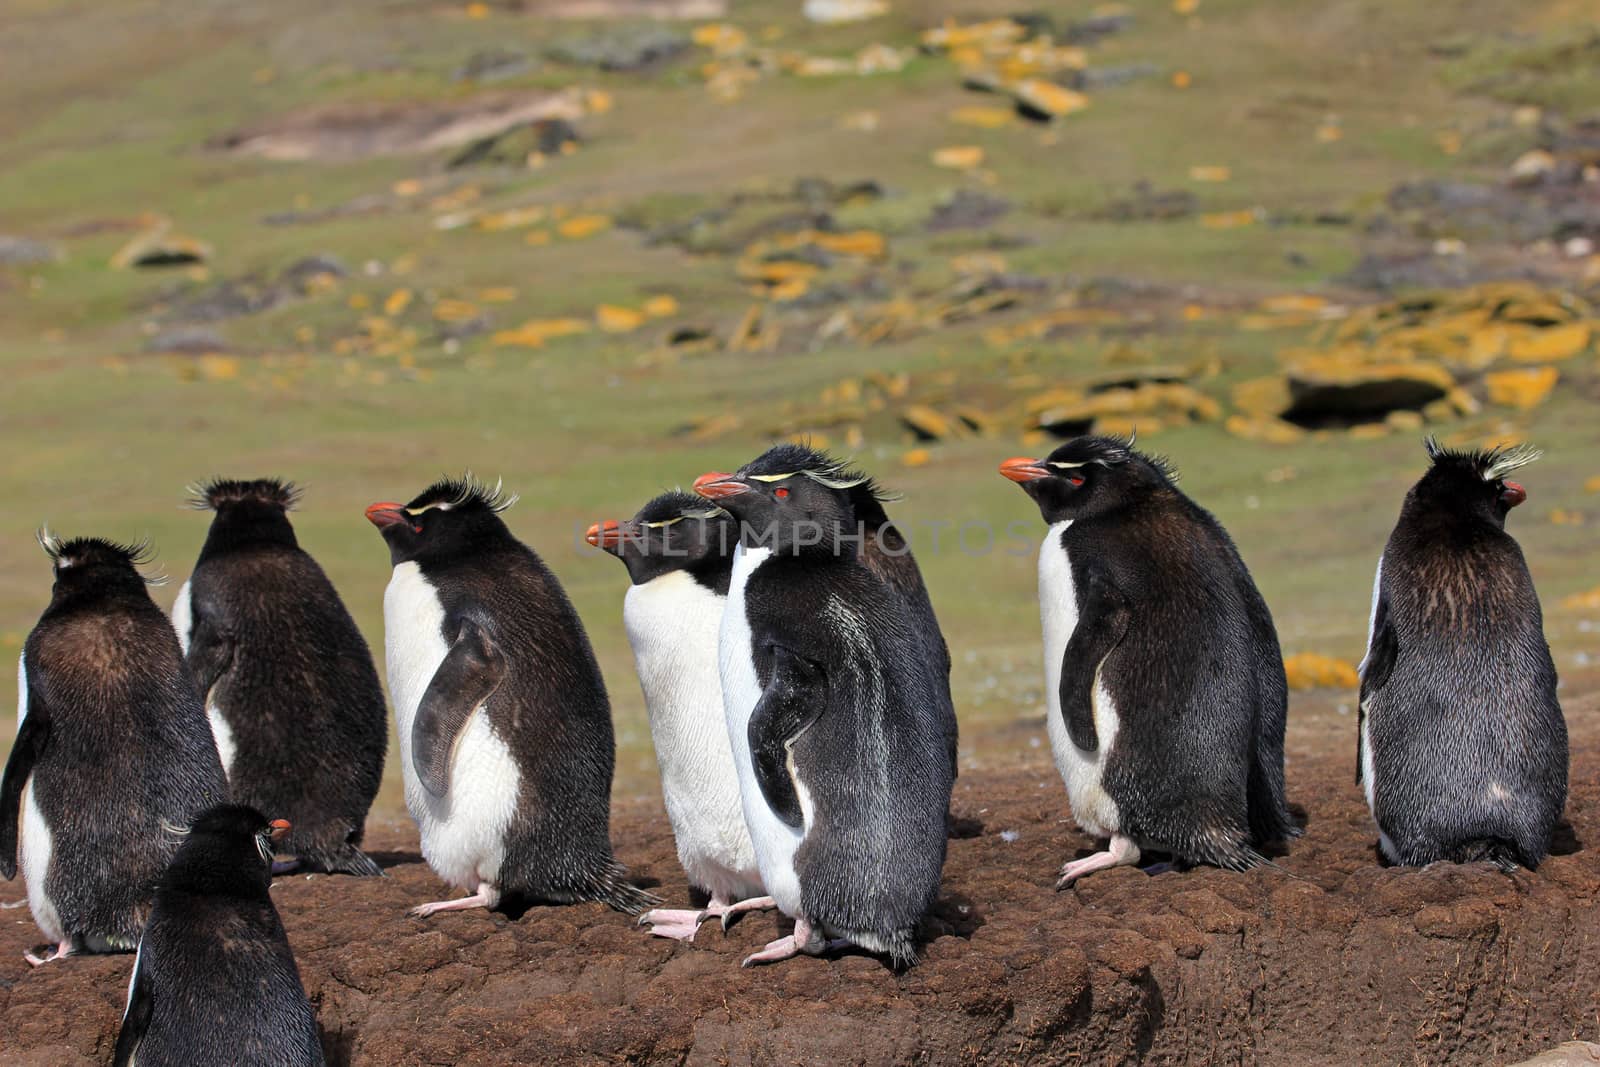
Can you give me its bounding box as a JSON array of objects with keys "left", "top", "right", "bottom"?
[
  {"left": 268, "top": 819, "right": 291, "bottom": 842},
  {"left": 999, "top": 457, "right": 1049, "bottom": 483},
  {"left": 585, "top": 519, "right": 623, "bottom": 549},
  {"left": 693, "top": 471, "right": 749, "bottom": 500},
  {"left": 365, "top": 501, "right": 407, "bottom": 528},
  {"left": 1502, "top": 481, "right": 1527, "bottom": 507}
]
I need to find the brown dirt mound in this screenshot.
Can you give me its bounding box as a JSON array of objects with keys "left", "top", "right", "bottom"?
[
  {"left": 210, "top": 90, "right": 586, "bottom": 161},
  {"left": 3, "top": 724, "right": 1596, "bottom": 1065}
]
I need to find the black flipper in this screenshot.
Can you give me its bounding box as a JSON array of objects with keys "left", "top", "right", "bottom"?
[
  {"left": 412, "top": 617, "right": 507, "bottom": 797},
  {"left": 1057, "top": 566, "right": 1130, "bottom": 752},
  {"left": 112, "top": 943, "right": 154, "bottom": 1067},
  {"left": 1356, "top": 588, "right": 1397, "bottom": 786},
  {"left": 185, "top": 608, "right": 237, "bottom": 700},
  {"left": 0, "top": 701, "right": 50, "bottom": 881},
  {"left": 748, "top": 644, "right": 827, "bottom": 830}
]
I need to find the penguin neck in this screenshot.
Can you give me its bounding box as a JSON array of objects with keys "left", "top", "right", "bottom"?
[
  {"left": 46, "top": 569, "right": 152, "bottom": 615},
  {"left": 199, "top": 508, "right": 299, "bottom": 562},
  {"left": 162, "top": 845, "right": 273, "bottom": 902}
]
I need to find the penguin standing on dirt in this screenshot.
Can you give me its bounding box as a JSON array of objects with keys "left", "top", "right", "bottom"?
[
  {"left": 1, "top": 534, "right": 226, "bottom": 964},
  {"left": 587, "top": 493, "right": 769, "bottom": 940},
  {"left": 368, "top": 477, "right": 653, "bottom": 916},
  {"left": 113, "top": 806, "right": 323, "bottom": 1067},
  {"left": 173, "top": 478, "right": 387, "bottom": 876},
  {"left": 694, "top": 459, "right": 953, "bottom": 967},
  {"left": 724, "top": 443, "right": 958, "bottom": 779},
  {"left": 999, "top": 435, "right": 1295, "bottom": 887},
  {"left": 1358, "top": 439, "right": 1567, "bottom": 869}
]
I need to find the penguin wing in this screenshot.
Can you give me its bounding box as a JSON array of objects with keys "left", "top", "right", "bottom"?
[
  {"left": 112, "top": 943, "right": 154, "bottom": 1067},
  {"left": 748, "top": 644, "right": 827, "bottom": 830},
  {"left": 0, "top": 692, "right": 50, "bottom": 880},
  {"left": 1356, "top": 588, "right": 1398, "bottom": 785},
  {"left": 1057, "top": 566, "right": 1130, "bottom": 752},
  {"left": 412, "top": 617, "right": 507, "bottom": 797},
  {"left": 184, "top": 601, "right": 237, "bottom": 699}
]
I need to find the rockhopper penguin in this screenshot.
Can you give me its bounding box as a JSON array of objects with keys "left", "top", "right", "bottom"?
[
  {"left": 587, "top": 493, "right": 769, "bottom": 940},
  {"left": 173, "top": 477, "right": 387, "bottom": 876},
  {"left": 694, "top": 456, "right": 954, "bottom": 967},
  {"left": 738, "top": 443, "right": 958, "bottom": 781},
  {"left": 113, "top": 806, "right": 324, "bottom": 1067},
  {"left": 1, "top": 533, "right": 226, "bottom": 964},
  {"left": 1358, "top": 439, "right": 1567, "bottom": 869},
  {"left": 1000, "top": 435, "right": 1295, "bottom": 886},
  {"left": 368, "top": 477, "right": 654, "bottom": 916}
]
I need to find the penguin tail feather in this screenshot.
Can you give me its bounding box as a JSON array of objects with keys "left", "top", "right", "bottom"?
[
  {"left": 302, "top": 843, "right": 385, "bottom": 878},
  {"left": 591, "top": 862, "right": 661, "bottom": 915},
  {"left": 1450, "top": 838, "right": 1524, "bottom": 873}
]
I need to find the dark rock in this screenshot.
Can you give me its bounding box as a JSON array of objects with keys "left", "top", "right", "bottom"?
[
  {"left": 547, "top": 26, "right": 689, "bottom": 72},
  {"left": 1064, "top": 13, "right": 1133, "bottom": 44},
  {"left": 1060, "top": 63, "right": 1159, "bottom": 91},
  {"left": 448, "top": 118, "right": 580, "bottom": 168},
  {"left": 1006, "top": 13, "right": 1054, "bottom": 39},
  {"left": 454, "top": 49, "right": 536, "bottom": 83},
  {"left": 0, "top": 236, "right": 59, "bottom": 266},
  {"left": 1097, "top": 182, "right": 1197, "bottom": 222},
  {"left": 791, "top": 177, "right": 887, "bottom": 205},
  {"left": 281, "top": 254, "right": 349, "bottom": 286},
  {"left": 170, "top": 278, "right": 289, "bottom": 322},
  {"left": 1338, "top": 249, "right": 1555, "bottom": 292},
  {"left": 146, "top": 326, "right": 230, "bottom": 354},
  {"left": 927, "top": 190, "right": 1013, "bottom": 232}
]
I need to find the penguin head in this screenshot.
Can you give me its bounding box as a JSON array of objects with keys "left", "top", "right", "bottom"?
[
  {"left": 36, "top": 530, "right": 162, "bottom": 603},
  {"left": 159, "top": 804, "right": 289, "bottom": 899},
  {"left": 366, "top": 475, "right": 519, "bottom": 566},
  {"left": 586, "top": 491, "right": 735, "bottom": 585},
  {"left": 1000, "top": 433, "right": 1174, "bottom": 523},
  {"left": 1413, "top": 437, "right": 1542, "bottom": 528},
  {"left": 188, "top": 477, "right": 300, "bottom": 553},
  {"left": 693, "top": 444, "right": 891, "bottom": 552}
]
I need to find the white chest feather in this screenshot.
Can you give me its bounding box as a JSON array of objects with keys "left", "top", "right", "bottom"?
[
  {"left": 720, "top": 545, "right": 804, "bottom": 915},
  {"left": 16, "top": 650, "right": 61, "bottom": 942},
  {"left": 1038, "top": 522, "right": 1121, "bottom": 838},
  {"left": 625, "top": 572, "right": 760, "bottom": 900},
  {"left": 171, "top": 580, "right": 234, "bottom": 779},
  {"left": 384, "top": 562, "right": 519, "bottom": 892},
  {"left": 1357, "top": 555, "right": 1384, "bottom": 815}
]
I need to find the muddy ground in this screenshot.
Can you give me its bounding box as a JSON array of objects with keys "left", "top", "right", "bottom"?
[{"left": 3, "top": 695, "right": 1597, "bottom": 1066}]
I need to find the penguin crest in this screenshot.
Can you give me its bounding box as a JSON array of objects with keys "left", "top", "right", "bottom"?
[
  {"left": 741, "top": 443, "right": 899, "bottom": 502},
  {"left": 187, "top": 477, "right": 301, "bottom": 512},
  {"left": 36, "top": 530, "right": 164, "bottom": 583},
  {"left": 1422, "top": 437, "right": 1543, "bottom": 482},
  {"left": 407, "top": 474, "right": 519, "bottom": 514}
]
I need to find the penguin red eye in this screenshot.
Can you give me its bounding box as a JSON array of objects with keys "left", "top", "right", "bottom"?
[
  {"left": 774, "top": 487, "right": 790, "bottom": 499},
  {"left": 1067, "top": 474, "right": 1085, "bottom": 487},
  {"left": 412, "top": 524, "right": 424, "bottom": 533}
]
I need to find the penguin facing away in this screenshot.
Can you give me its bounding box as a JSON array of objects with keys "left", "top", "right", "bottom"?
[
  {"left": 586, "top": 493, "right": 770, "bottom": 941},
  {"left": 173, "top": 478, "right": 387, "bottom": 876},
  {"left": 1, "top": 533, "right": 227, "bottom": 965},
  {"left": 1000, "top": 435, "right": 1295, "bottom": 887},
  {"left": 367, "top": 477, "right": 654, "bottom": 916},
  {"left": 113, "top": 806, "right": 324, "bottom": 1067},
  {"left": 694, "top": 461, "right": 953, "bottom": 967},
  {"left": 1358, "top": 439, "right": 1567, "bottom": 869},
  {"left": 735, "top": 444, "right": 959, "bottom": 780}
]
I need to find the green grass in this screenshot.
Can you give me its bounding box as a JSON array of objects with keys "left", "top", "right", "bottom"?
[{"left": 2, "top": 0, "right": 1598, "bottom": 816}]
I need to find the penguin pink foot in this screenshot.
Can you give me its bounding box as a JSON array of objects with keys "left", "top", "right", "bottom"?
[
  {"left": 741, "top": 916, "right": 832, "bottom": 968},
  {"left": 1057, "top": 834, "right": 1141, "bottom": 888},
  {"left": 410, "top": 882, "right": 498, "bottom": 919},
  {"left": 716, "top": 894, "right": 777, "bottom": 931},
  {"left": 23, "top": 940, "right": 72, "bottom": 967},
  {"left": 638, "top": 914, "right": 705, "bottom": 941}
]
